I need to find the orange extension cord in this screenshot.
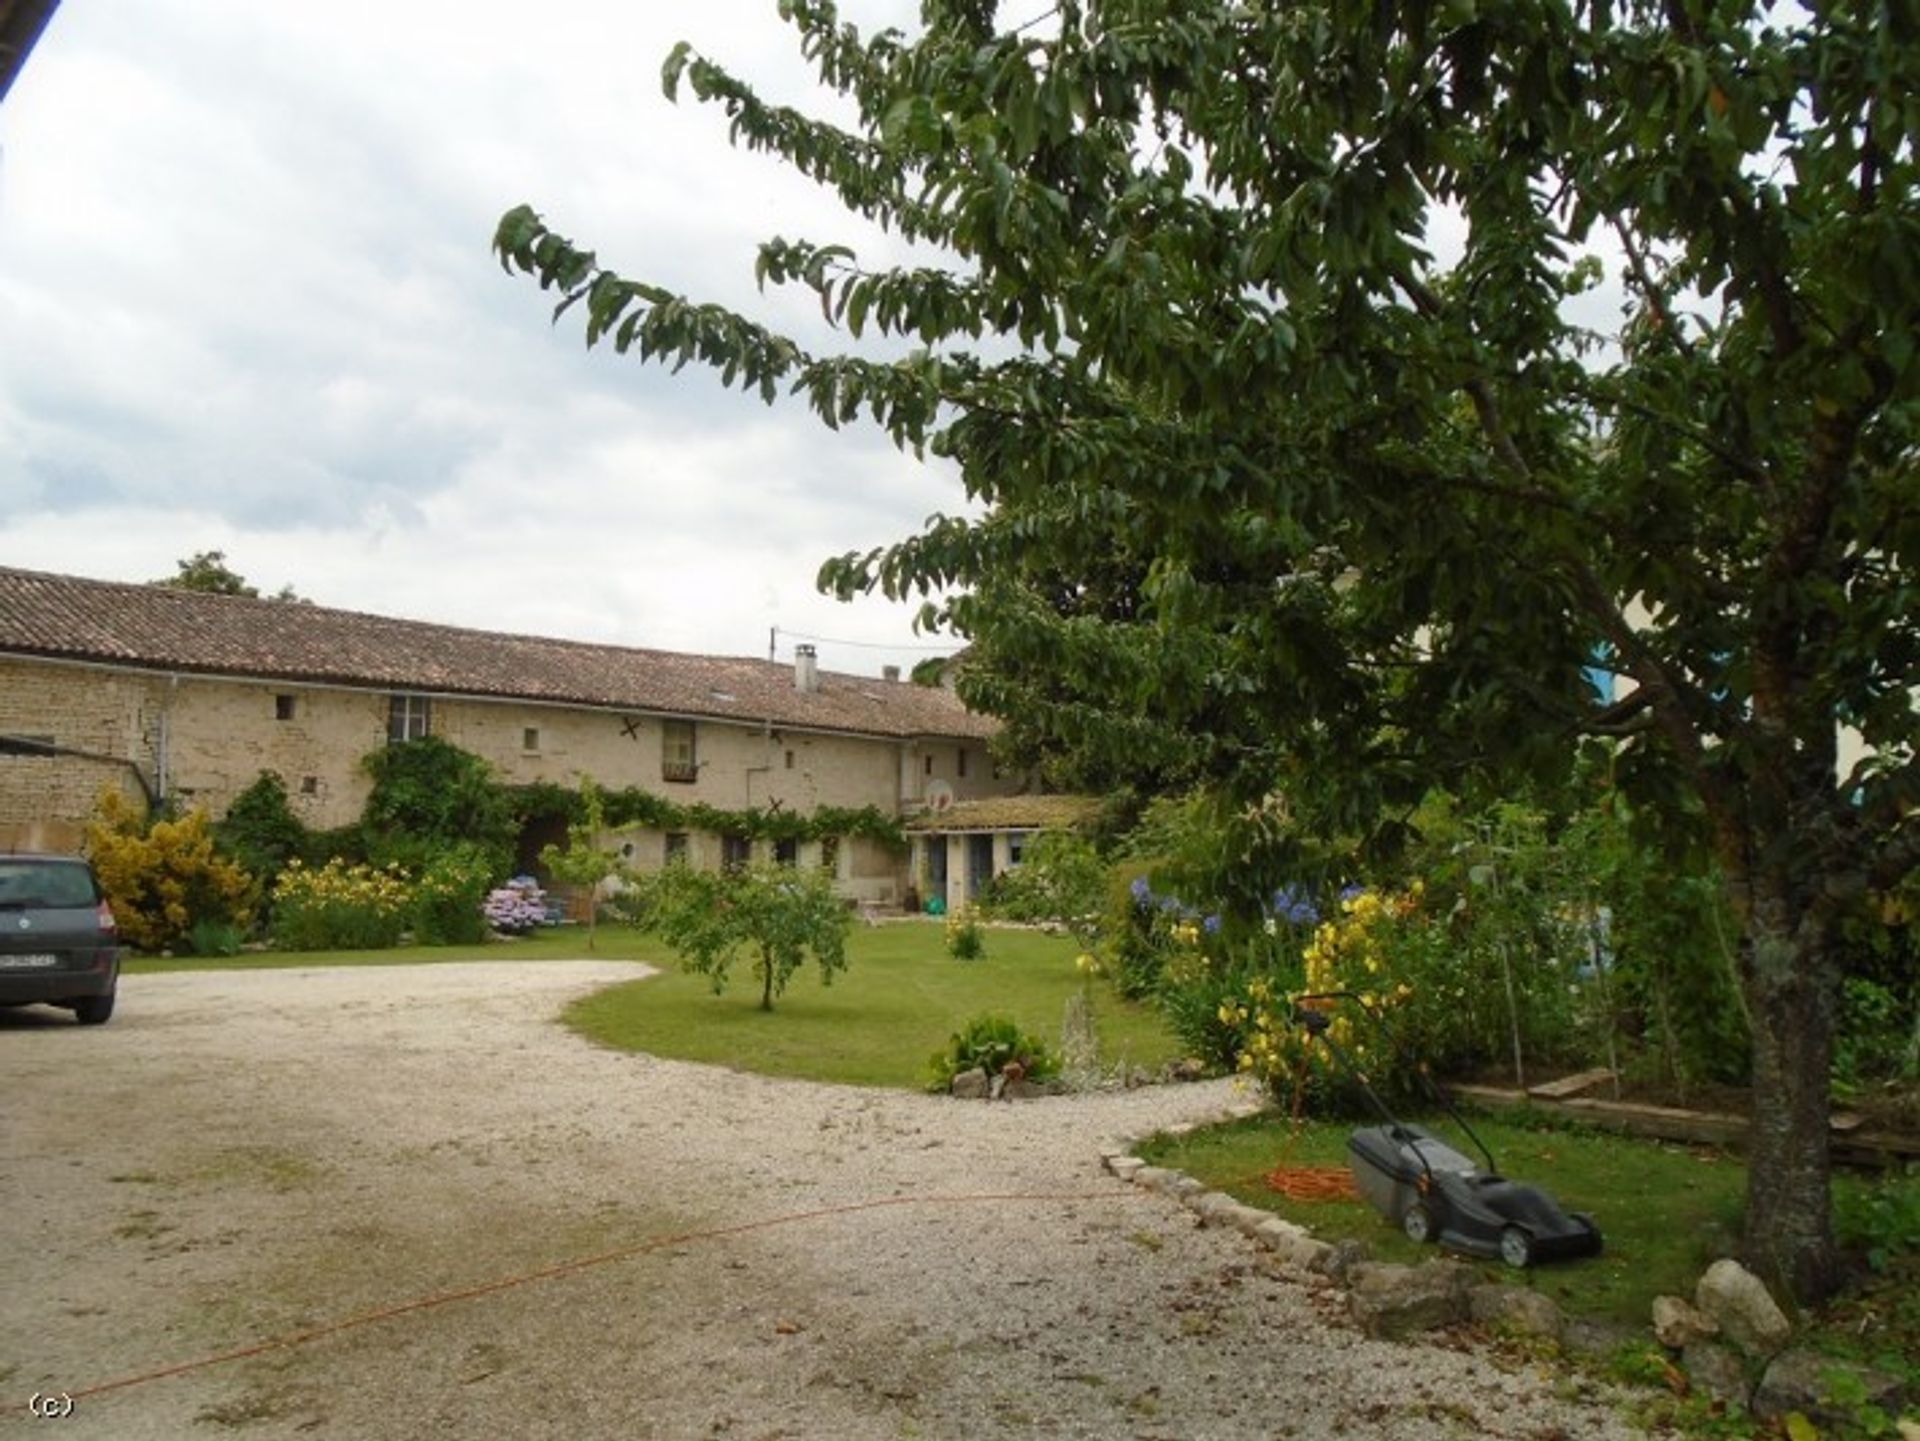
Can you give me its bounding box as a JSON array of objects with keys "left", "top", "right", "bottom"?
[
  {"left": 1261, "top": 1058, "right": 1359, "bottom": 1202},
  {"left": 65, "top": 1189, "right": 1119, "bottom": 1404}
]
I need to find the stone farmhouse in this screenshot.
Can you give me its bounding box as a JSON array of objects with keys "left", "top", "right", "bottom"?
[{"left": 0, "top": 566, "right": 1065, "bottom": 912}]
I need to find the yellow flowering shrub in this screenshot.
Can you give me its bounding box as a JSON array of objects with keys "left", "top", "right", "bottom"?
[
  {"left": 271, "top": 857, "right": 414, "bottom": 951},
  {"left": 84, "top": 789, "right": 255, "bottom": 954},
  {"left": 944, "top": 904, "right": 985, "bottom": 960},
  {"left": 1233, "top": 885, "right": 1423, "bottom": 1109}
]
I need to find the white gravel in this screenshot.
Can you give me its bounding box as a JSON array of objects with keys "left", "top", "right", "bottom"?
[{"left": 0, "top": 962, "right": 1637, "bottom": 1439}]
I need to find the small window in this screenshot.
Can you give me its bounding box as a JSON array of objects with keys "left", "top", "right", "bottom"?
[
  {"left": 275, "top": 694, "right": 296, "bottom": 721},
  {"left": 958, "top": 748, "right": 968, "bottom": 779},
  {"left": 663, "top": 720, "right": 698, "bottom": 783},
  {"left": 784, "top": 749, "right": 795, "bottom": 770},
  {"left": 924, "top": 754, "right": 934, "bottom": 777},
  {"left": 300, "top": 776, "right": 319, "bottom": 796},
  {"left": 388, "top": 694, "right": 431, "bottom": 744},
  {"left": 664, "top": 832, "right": 689, "bottom": 864},
  {"left": 820, "top": 836, "right": 841, "bottom": 874},
  {"left": 774, "top": 837, "right": 799, "bottom": 867},
  {"left": 721, "top": 833, "right": 751, "bottom": 870},
  {"left": 523, "top": 727, "right": 540, "bottom": 752},
  {"left": 1008, "top": 831, "right": 1029, "bottom": 866}
]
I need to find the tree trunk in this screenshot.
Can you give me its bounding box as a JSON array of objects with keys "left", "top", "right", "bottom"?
[
  {"left": 759, "top": 944, "right": 775, "bottom": 1011},
  {"left": 1739, "top": 912, "right": 1841, "bottom": 1304}
]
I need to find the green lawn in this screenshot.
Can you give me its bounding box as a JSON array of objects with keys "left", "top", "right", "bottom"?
[
  {"left": 1136, "top": 1110, "right": 1903, "bottom": 1332},
  {"left": 123, "top": 923, "right": 669, "bottom": 973},
  {"left": 564, "top": 921, "right": 1181, "bottom": 1089},
  {"left": 126, "top": 921, "right": 1183, "bottom": 1091}
]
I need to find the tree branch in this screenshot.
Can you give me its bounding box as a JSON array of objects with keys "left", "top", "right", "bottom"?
[
  {"left": 1608, "top": 210, "right": 1695, "bottom": 361},
  {"left": 1397, "top": 272, "right": 1535, "bottom": 482}
]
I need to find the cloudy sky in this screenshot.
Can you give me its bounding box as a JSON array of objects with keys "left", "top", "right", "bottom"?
[{"left": 0, "top": 0, "right": 965, "bottom": 676}]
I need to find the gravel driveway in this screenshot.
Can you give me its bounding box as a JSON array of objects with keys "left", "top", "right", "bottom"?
[{"left": 1, "top": 963, "right": 1635, "bottom": 1439}]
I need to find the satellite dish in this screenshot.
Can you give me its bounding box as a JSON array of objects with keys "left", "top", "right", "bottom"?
[{"left": 925, "top": 780, "right": 954, "bottom": 813}]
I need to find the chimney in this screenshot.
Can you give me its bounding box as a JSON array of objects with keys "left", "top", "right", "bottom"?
[
  {"left": 793, "top": 643, "right": 819, "bottom": 693},
  {"left": 882, "top": 664, "right": 901, "bottom": 683}
]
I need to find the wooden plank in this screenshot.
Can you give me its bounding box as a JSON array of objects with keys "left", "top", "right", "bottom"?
[
  {"left": 1528, "top": 1068, "right": 1617, "bottom": 1100},
  {"left": 1445, "top": 1084, "right": 1917, "bottom": 1170}
]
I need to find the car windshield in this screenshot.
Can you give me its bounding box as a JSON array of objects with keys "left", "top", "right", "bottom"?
[{"left": 0, "top": 861, "right": 98, "bottom": 910}]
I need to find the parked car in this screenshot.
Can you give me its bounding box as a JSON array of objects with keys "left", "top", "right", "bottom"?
[{"left": 0, "top": 854, "right": 119, "bottom": 1024}]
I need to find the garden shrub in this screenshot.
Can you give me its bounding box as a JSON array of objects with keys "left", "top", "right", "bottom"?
[
  {"left": 632, "top": 861, "right": 850, "bottom": 1011},
  {"left": 184, "top": 916, "right": 246, "bottom": 957},
  {"left": 1232, "top": 886, "right": 1424, "bottom": 1112},
  {"left": 944, "top": 904, "right": 985, "bottom": 960},
  {"left": 412, "top": 845, "right": 496, "bottom": 945},
  {"left": 360, "top": 736, "right": 516, "bottom": 874},
  {"left": 928, "top": 1013, "right": 1058, "bottom": 1092},
  {"left": 270, "top": 858, "right": 412, "bottom": 951},
  {"left": 982, "top": 829, "right": 1106, "bottom": 945},
  {"left": 213, "top": 771, "right": 312, "bottom": 894},
  {"left": 84, "top": 790, "right": 255, "bottom": 954},
  {"left": 484, "top": 877, "right": 552, "bottom": 935},
  {"left": 1101, "top": 862, "right": 1173, "bottom": 999}
]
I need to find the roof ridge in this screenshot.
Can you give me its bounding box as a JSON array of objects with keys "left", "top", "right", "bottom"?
[
  {"left": 0, "top": 565, "right": 905, "bottom": 686},
  {"left": 0, "top": 564, "right": 984, "bottom": 739}
]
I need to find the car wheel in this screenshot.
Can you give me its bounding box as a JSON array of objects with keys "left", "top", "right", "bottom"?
[
  {"left": 72, "top": 992, "right": 115, "bottom": 1026},
  {"left": 1402, "top": 1203, "right": 1435, "bottom": 1244},
  {"left": 1499, "top": 1224, "right": 1533, "bottom": 1269}
]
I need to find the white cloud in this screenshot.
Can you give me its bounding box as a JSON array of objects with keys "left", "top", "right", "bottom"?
[{"left": 0, "top": 0, "right": 961, "bottom": 675}]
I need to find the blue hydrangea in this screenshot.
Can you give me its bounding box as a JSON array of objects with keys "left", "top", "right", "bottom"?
[{"left": 1268, "top": 885, "right": 1320, "bottom": 926}]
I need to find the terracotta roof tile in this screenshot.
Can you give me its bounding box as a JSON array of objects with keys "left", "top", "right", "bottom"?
[
  {"left": 0, "top": 566, "right": 994, "bottom": 741},
  {"left": 904, "top": 796, "right": 1098, "bottom": 831}
]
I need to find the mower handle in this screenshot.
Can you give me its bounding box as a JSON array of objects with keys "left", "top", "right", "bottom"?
[{"left": 1289, "top": 990, "right": 1499, "bottom": 1178}]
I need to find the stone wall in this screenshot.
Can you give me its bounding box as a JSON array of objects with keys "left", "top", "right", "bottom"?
[{"left": 0, "top": 657, "right": 1009, "bottom": 902}]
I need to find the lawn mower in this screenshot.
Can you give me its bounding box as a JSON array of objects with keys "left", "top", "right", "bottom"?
[{"left": 1291, "top": 993, "right": 1603, "bottom": 1268}]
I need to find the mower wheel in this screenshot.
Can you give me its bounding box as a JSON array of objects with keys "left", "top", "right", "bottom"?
[
  {"left": 1499, "top": 1225, "right": 1534, "bottom": 1269},
  {"left": 1401, "top": 1203, "right": 1435, "bottom": 1244}
]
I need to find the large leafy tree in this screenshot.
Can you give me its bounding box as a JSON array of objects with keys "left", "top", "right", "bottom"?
[{"left": 497, "top": 0, "right": 1918, "bottom": 1300}]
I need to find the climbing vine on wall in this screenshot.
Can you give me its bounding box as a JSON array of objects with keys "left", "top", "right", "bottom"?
[{"left": 507, "top": 780, "right": 906, "bottom": 853}]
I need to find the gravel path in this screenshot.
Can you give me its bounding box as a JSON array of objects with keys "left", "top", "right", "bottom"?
[{"left": 1, "top": 963, "right": 1636, "bottom": 1439}]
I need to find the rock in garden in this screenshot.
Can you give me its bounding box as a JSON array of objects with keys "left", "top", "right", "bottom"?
[
  {"left": 949, "top": 1067, "right": 989, "bottom": 1100},
  {"left": 1105, "top": 1155, "right": 1145, "bottom": 1181},
  {"left": 1255, "top": 1219, "right": 1332, "bottom": 1273},
  {"left": 1652, "top": 1294, "right": 1719, "bottom": 1349},
  {"left": 1558, "top": 1318, "right": 1644, "bottom": 1359},
  {"left": 1312, "top": 1238, "right": 1372, "bottom": 1285},
  {"left": 1695, "top": 1259, "right": 1792, "bottom": 1358},
  {"left": 1681, "top": 1341, "right": 1751, "bottom": 1408},
  {"left": 1347, "top": 1260, "right": 1473, "bottom": 1340},
  {"left": 1163, "top": 1057, "right": 1207, "bottom": 1082},
  {"left": 1188, "top": 1190, "right": 1246, "bottom": 1227},
  {"left": 1468, "top": 1284, "right": 1564, "bottom": 1342},
  {"left": 1751, "top": 1349, "right": 1906, "bottom": 1427}
]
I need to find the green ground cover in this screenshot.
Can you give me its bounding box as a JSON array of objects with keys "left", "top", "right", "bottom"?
[
  {"left": 1135, "top": 1110, "right": 1908, "bottom": 1340},
  {"left": 564, "top": 921, "right": 1181, "bottom": 1089}
]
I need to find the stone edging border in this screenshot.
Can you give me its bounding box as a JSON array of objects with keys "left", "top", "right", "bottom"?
[
  {"left": 1096, "top": 1105, "right": 1349, "bottom": 1281},
  {"left": 1093, "top": 1106, "right": 1575, "bottom": 1346},
  {"left": 1091, "top": 1110, "right": 1915, "bottom": 1432}
]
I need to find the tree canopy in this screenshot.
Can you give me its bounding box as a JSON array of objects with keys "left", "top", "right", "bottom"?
[
  {"left": 154, "top": 550, "right": 305, "bottom": 602},
  {"left": 498, "top": 0, "right": 1918, "bottom": 1300}
]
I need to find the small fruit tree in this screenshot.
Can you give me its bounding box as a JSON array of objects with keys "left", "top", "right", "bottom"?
[
  {"left": 538, "top": 779, "right": 628, "bottom": 951},
  {"left": 635, "top": 860, "right": 849, "bottom": 1012}
]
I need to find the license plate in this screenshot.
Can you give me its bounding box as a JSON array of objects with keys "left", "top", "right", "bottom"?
[{"left": 0, "top": 953, "right": 58, "bottom": 968}]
